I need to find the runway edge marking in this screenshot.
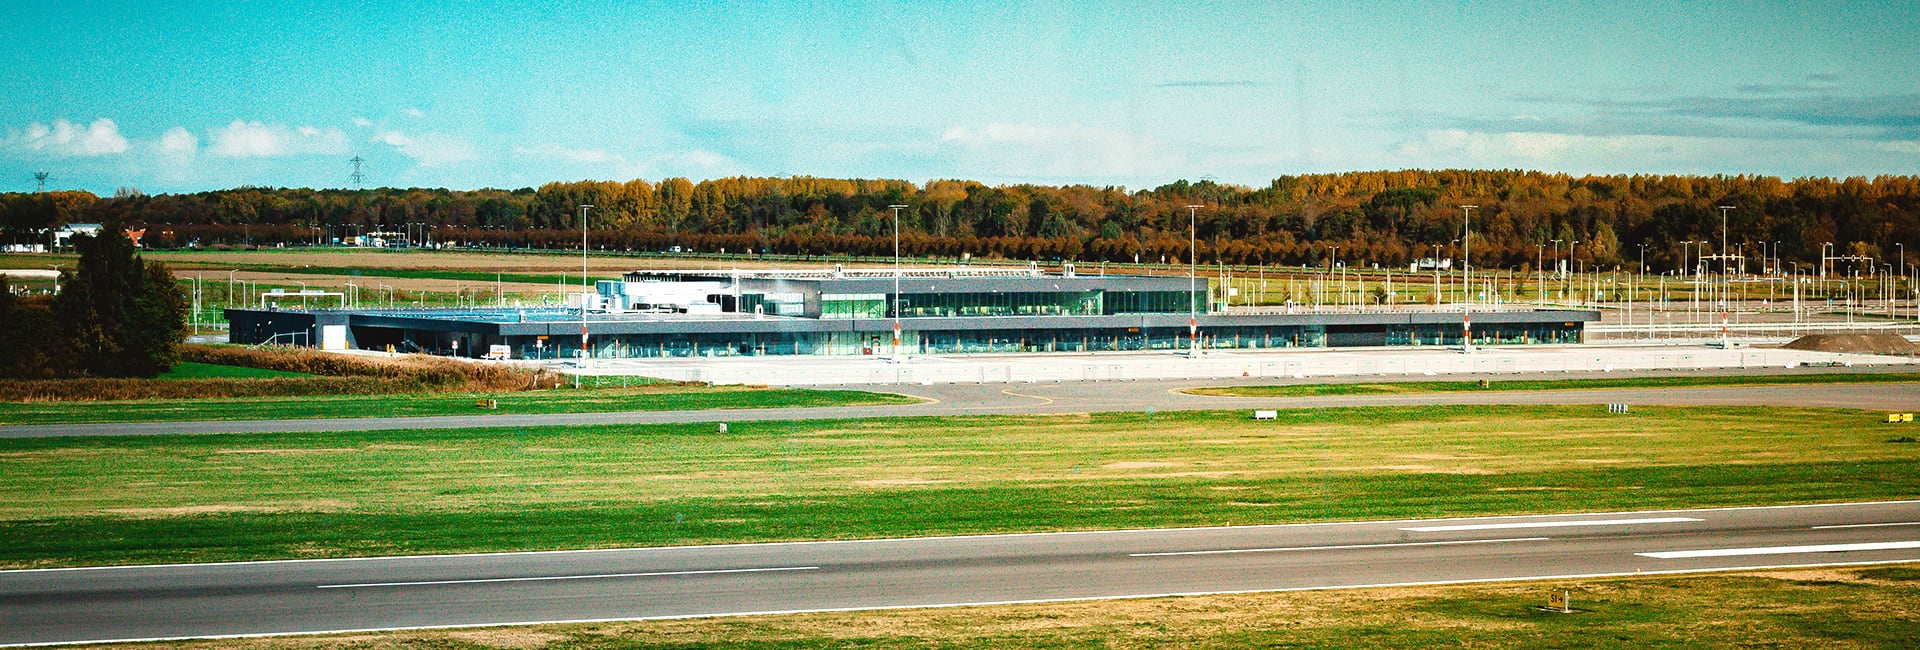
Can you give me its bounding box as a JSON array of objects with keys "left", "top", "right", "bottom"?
[
  {"left": 5, "top": 500, "right": 1915, "bottom": 575},
  {"left": 13, "top": 558, "right": 1920, "bottom": 648}
]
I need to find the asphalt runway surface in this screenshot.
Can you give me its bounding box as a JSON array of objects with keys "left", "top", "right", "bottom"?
[
  {"left": 6, "top": 374, "right": 1919, "bottom": 438},
  {"left": 4, "top": 501, "right": 1917, "bottom": 646}
]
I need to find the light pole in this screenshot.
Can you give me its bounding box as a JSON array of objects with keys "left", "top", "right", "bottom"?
[
  {"left": 1458, "top": 204, "right": 1476, "bottom": 350},
  {"left": 888, "top": 204, "right": 908, "bottom": 357},
  {"left": 1535, "top": 243, "right": 1546, "bottom": 306},
  {"left": 1432, "top": 243, "right": 1443, "bottom": 305},
  {"left": 1550, "top": 239, "right": 1563, "bottom": 303},
  {"left": 1567, "top": 240, "right": 1579, "bottom": 306},
  {"left": 579, "top": 203, "right": 593, "bottom": 371},
  {"left": 1326, "top": 244, "right": 1340, "bottom": 307},
  {"left": 1459, "top": 205, "right": 1476, "bottom": 306},
  {"left": 1185, "top": 204, "right": 1203, "bottom": 355},
  {"left": 1899, "top": 242, "right": 1907, "bottom": 318}
]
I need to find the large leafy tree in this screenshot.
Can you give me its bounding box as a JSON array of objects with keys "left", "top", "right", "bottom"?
[{"left": 52, "top": 228, "right": 186, "bottom": 378}]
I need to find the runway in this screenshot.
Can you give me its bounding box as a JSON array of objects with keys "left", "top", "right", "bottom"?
[
  {"left": 4, "top": 501, "right": 1917, "bottom": 646},
  {"left": 6, "top": 377, "right": 1920, "bottom": 438}
]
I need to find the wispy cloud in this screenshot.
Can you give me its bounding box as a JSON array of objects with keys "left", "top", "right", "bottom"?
[
  {"left": 375, "top": 129, "right": 477, "bottom": 167},
  {"left": 209, "top": 121, "right": 350, "bottom": 158},
  {"left": 1424, "top": 86, "right": 1920, "bottom": 142},
  {"left": 938, "top": 121, "right": 1169, "bottom": 181},
  {"left": 515, "top": 143, "right": 619, "bottom": 165},
  {"left": 513, "top": 142, "right": 743, "bottom": 179},
  {"left": 1152, "top": 79, "right": 1266, "bottom": 89},
  {"left": 4, "top": 118, "right": 130, "bottom": 157}
]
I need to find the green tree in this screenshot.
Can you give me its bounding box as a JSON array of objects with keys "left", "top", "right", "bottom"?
[{"left": 54, "top": 229, "right": 186, "bottom": 377}]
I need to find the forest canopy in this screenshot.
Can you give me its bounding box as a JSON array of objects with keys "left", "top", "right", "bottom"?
[{"left": 5, "top": 170, "right": 1918, "bottom": 273}]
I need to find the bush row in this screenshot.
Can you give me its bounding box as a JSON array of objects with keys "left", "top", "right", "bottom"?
[
  {"left": 0, "top": 346, "right": 564, "bottom": 402},
  {"left": 176, "top": 344, "right": 552, "bottom": 393}
]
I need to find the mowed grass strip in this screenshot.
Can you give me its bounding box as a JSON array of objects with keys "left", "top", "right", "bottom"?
[
  {"left": 88, "top": 566, "right": 1920, "bottom": 649},
  {"left": 0, "top": 385, "right": 918, "bottom": 425},
  {"left": 1185, "top": 371, "right": 1920, "bottom": 397},
  {"left": 2, "top": 404, "right": 1918, "bottom": 568}
]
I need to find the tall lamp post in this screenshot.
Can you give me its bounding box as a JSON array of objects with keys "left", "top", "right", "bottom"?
[
  {"left": 1535, "top": 243, "right": 1546, "bottom": 306},
  {"left": 1551, "top": 239, "right": 1563, "bottom": 303},
  {"left": 1889, "top": 240, "right": 1904, "bottom": 320},
  {"left": 1716, "top": 205, "right": 1734, "bottom": 348},
  {"left": 579, "top": 204, "right": 593, "bottom": 373},
  {"left": 1186, "top": 204, "right": 1203, "bottom": 356},
  {"left": 1459, "top": 205, "right": 1476, "bottom": 350},
  {"left": 888, "top": 204, "right": 908, "bottom": 358}
]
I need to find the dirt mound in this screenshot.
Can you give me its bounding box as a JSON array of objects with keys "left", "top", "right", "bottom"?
[{"left": 1779, "top": 333, "right": 1920, "bottom": 356}]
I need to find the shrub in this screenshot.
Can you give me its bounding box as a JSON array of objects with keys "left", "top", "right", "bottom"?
[{"left": 0, "top": 345, "right": 561, "bottom": 402}]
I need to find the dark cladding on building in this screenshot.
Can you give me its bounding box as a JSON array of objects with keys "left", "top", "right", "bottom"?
[{"left": 227, "top": 267, "right": 1599, "bottom": 358}]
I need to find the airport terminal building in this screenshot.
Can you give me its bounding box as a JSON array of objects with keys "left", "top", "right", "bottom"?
[{"left": 227, "top": 268, "right": 1600, "bottom": 358}]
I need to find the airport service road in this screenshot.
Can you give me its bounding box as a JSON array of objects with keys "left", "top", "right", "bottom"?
[
  {"left": 4, "top": 501, "right": 1918, "bottom": 646},
  {"left": 5, "top": 378, "right": 1920, "bottom": 438}
]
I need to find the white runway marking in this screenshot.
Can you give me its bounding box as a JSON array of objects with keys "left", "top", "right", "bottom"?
[
  {"left": 1638, "top": 541, "right": 1920, "bottom": 559},
  {"left": 1400, "top": 517, "right": 1701, "bottom": 532},
  {"left": 1811, "top": 521, "right": 1920, "bottom": 530},
  {"left": 1129, "top": 537, "right": 1548, "bottom": 557},
  {"left": 318, "top": 565, "right": 819, "bottom": 589}
]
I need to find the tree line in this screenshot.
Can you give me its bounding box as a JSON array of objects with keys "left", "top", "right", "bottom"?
[{"left": 6, "top": 171, "right": 1920, "bottom": 273}]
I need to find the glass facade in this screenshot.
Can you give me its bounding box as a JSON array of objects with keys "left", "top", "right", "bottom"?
[
  {"left": 821, "top": 293, "right": 887, "bottom": 319},
  {"left": 496, "top": 320, "right": 1582, "bottom": 359},
  {"left": 898, "top": 291, "right": 1102, "bottom": 317},
  {"left": 1102, "top": 290, "right": 1199, "bottom": 315}
]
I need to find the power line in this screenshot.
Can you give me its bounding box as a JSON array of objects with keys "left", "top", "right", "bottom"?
[
  {"left": 33, "top": 171, "right": 50, "bottom": 193},
  {"left": 349, "top": 156, "right": 365, "bottom": 189}
]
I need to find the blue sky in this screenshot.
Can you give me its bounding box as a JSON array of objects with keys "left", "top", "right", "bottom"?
[{"left": 5, "top": 1, "right": 1918, "bottom": 194}]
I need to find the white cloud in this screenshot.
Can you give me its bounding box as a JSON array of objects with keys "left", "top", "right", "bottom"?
[
  {"left": 515, "top": 143, "right": 620, "bottom": 164},
  {"left": 1392, "top": 129, "right": 1637, "bottom": 163},
  {"left": 938, "top": 122, "right": 1163, "bottom": 180},
  {"left": 375, "top": 129, "right": 477, "bottom": 167},
  {"left": 157, "top": 127, "right": 198, "bottom": 156},
  {"left": 352, "top": 117, "right": 372, "bottom": 127},
  {"left": 646, "top": 149, "right": 739, "bottom": 177},
  {"left": 6, "top": 118, "right": 130, "bottom": 157},
  {"left": 403, "top": 107, "right": 426, "bottom": 118},
  {"left": 209, "top": 120, "right": 350, "bottom": 158},
  {"left": 1877, "top": 140, "right": 1920, "bottom": 155},
  {"left": 511, "top": 143, "right": 742, "bottom": 178}
]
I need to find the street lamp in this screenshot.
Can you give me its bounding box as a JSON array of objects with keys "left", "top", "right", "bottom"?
[
  {"left": 1185, "top": 204, "right": 1203, "bottom": 355},
  {"left": 1459, "top": 205, "right": 1476, "bottom": 350},
  {"left": 1567, "top": 240, "right": 1579, "bottom": 306},
  {"left": 888, "top": 203, "right": 908, "bottom": 357},
  {"left": 579, "top": 203, "right": 593, "bottom": 371},
  {"left": 1326, "top": 244, "right": 1341, "bottom": 307},
  {"left": 1535, "top": 243, "right": 1546, "bottom": 306},
  {"left": 1459, "top": 205, "right": 1476, "bottom": 304}
]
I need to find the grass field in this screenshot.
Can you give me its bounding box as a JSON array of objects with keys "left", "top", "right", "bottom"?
[
  {"left": 99, "top": 565, "right": 1919, "bottom": 649},
  {"left": 0, "top": 384, "right": 917, "bottom": 424},
  {"left": 3, "top": 404, "right": 1916, "bottom": 568},
  {"left": 1185, "top": 372, "right": 1920, "bottom": 397}
]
